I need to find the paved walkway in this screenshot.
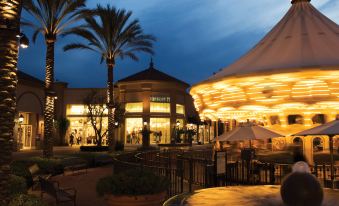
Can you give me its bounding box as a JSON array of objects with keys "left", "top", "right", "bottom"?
[{"left": 30, "top": 166, "right": 112, "bottom": 206}]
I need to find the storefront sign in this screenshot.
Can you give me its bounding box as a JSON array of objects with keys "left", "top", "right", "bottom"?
[{"left": 150, "top": 96, "right": 170, "bottom": 103}]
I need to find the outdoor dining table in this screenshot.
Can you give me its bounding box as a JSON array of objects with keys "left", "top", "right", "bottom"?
[{"left": 163, "top": 185, "right": 339, "bottom": 206}]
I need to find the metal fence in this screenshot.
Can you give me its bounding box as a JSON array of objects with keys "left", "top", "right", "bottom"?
[{"left": 112, "top": 149, "right": 339, "bottom": 197}]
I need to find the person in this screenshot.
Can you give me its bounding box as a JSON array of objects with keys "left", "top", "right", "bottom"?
[
  {"left": 77, "top": 135, "right": 81, "bottom": 145},
  {"left": 159, "top": 131, "right": 162, "bottom": 143},
  {"left": 69, "top": 133, "right": 74, "bottom": 146}
]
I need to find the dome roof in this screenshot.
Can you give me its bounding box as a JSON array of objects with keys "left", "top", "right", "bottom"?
[{"left": 209, "top": 0, "right": 339, "bottom": 81}]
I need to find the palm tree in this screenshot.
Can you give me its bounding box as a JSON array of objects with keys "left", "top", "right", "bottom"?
[
  {"left": 63, "top": 5, "right": 155, "bottom": 151},
  {"left": 22, "top": 0, "right": 87, "bottom": 158},
  {"left": 0, "top": 1, "right": 23, "bottom": 204}
]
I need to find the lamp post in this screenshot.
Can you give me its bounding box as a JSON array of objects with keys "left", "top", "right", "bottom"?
[{"left": 18, "top": 114, "right": 24, "bottom": 149}]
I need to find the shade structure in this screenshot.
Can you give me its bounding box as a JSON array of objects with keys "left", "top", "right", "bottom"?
[
  {"left": 217, "top": 125, "right": 284, "bottom": 142},
  {"left": 293, "top": 119, "right": 339, "bottom": 189},
  {"left": 208, "top": 0, "right": 339, "bottom": 81},
  {"left": 294, "top": 120, "right": 339, "bottom": 136}
]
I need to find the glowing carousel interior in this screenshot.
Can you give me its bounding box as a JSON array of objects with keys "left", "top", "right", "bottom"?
[{"left": 191, "top": 0, "right": 339, "bottom": 162}]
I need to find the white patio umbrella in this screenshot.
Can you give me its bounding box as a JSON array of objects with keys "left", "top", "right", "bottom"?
[
  {"left": 294, "top": 119, "right": 339, "bottom": 188},
  {"left": 215, "top": 125, "right": 284, "bottom": 147}
]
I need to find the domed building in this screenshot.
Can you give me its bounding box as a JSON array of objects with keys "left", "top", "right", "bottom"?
[{"left": 191, "top": 0, "right": 339, "bottom": 161}]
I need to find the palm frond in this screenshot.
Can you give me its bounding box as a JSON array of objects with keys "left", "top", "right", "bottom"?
[{"left": 63, "top": 43, "right": 96, "bottom": 52}]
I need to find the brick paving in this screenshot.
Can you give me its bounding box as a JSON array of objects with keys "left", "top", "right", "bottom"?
[{"left": 29, "top": 166, "right": 112, "bottom": 206}]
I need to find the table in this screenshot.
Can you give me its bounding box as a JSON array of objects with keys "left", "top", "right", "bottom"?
[{"left": 163, "top": 186, "right": 339, "bottom": 206}]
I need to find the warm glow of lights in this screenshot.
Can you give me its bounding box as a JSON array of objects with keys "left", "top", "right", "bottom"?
[{"left": 191, "top": 70, "right": 339, "bottom": 129}]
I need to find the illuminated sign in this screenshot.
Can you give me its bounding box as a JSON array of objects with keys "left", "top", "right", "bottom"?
[{"left": 150, "top": 96, "right": 170, "bottom": 103}]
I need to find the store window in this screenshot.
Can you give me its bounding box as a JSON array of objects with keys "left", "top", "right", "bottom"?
[
  {"left": 288, "top": 115, "right": 304, "bottom": 125},
  {"left": 176, "top": 104, "right": 185, "bottom": 115},
  {"left": 125, "top": 102, "right": 143, "bottom": 113},
  {"left": 150, "top": 118, "right": 170, "bottom": 144},
  {"left": 125, "top": 118, "right": 143, "bottom": 144},
  {"left": 150, "top": 102, "right": 170, "bottom": 113}
]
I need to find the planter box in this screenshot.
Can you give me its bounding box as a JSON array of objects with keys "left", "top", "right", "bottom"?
[{"left": 104, "top": 192, "right": 166, "bottom": 206}]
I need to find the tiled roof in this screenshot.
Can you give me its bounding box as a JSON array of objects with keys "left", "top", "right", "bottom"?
[
  {"left": 18, "top": 71, "right": 44, "bottom": 86},
  {"left": 118, "top": 60, "right": 189, "bottom": 87}
]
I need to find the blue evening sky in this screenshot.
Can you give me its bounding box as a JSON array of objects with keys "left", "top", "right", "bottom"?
[{"left": 18, "top": 0, "right": 339, "bottom": 88}]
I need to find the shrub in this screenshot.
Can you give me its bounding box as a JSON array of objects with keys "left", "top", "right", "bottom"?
[
  {"left": 9, "top": 194, "right": 48, "bottom": 206},
  {"left": 96, "top": 169, "right": 170, "bottom": 196},
  {"left": 10, "top": 157, "right": 64, "bottom": 186},
  {"left": 64, "top": 152, "right": 114, "bottom": 167},
  {"left": 28, "top": 157, "right": 64, "bottom": 175},
  {"left": 80, "top": 146, "right": 109, "bottom": 152},
  {"left": 9, "top": 175, "right": 27, "bottom": 197},
  {"left": 136, "top": 145, "right": 159, "bottom": 151},
  {"left": 115, "top": 141, "right": 124, "bottom": 151},
  {"left": 10, "top": 161, "right": 33, "bottom": 187}
]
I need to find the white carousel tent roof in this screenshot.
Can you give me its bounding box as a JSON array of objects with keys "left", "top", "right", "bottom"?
[{"left": 209, "top": 0, "right": 339, "bottom": 81}]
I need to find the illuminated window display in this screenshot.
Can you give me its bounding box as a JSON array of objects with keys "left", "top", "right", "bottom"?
[
  {"left": 125, "top": 118, "right": 143, "bottom": 144},
  {"left": 176, "top": 104, "right": 185, "bottom": 114},
  {"left": 125, "top": 102, "right": 143, "bottom": 113},
  {"left": 150, "top": 118, "right": 170, "bottom": 144},
  {"left": 150, "top": 102, "right": 170, "bottom": 113}
]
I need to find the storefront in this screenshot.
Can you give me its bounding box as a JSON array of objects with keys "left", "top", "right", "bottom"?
[{"left": 66, "top": 104, "right": 108, "bottom": 145}]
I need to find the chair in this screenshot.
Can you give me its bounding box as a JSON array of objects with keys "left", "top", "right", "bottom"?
[
  {"left": 39, "top": 177, "right": 77, "bottom": 206},
  {"left": 28, "top": 164, "right": 51, "bottom": 190}
]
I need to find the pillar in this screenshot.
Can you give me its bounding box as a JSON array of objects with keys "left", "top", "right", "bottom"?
[{"left": 303, "top": 136, "right": 314, "bottom": 165}]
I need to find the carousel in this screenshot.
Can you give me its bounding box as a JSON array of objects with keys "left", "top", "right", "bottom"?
[{"left": 190, "top": 0, "right": 339, "bottom": 163}]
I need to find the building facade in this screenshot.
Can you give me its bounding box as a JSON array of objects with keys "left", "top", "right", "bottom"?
[
  {"left": 190, "top": 0, "right": 339, "bottom": 162},
  {"left": 15, "top": 61, "right": 199, "bottom": 149}
]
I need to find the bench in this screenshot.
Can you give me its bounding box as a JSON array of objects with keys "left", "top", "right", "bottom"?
[
  {"left": 63, "top": 158, "right": 88, "bottom": 175},
  {"left": 39, "top": 177, "right": 77, "bottom": 206},
  {"left": 28, "top": 164, "right": 51, "bottom": 190}
]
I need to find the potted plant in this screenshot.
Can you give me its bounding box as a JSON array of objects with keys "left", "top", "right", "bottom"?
[{"left": 96, "top": 169, "right": 170, "bottom": 206}]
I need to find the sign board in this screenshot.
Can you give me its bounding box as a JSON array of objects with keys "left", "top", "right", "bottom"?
[
  {"left": 150, "top": 96, "right": 171, "bottom": 103},
  {"left": 217, "top": 152, "right": 226, "bottom": 175}
]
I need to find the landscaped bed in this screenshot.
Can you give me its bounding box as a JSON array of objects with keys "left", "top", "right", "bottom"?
[{"left": 10, "top": 152, "right": 119, "bottom": 188}]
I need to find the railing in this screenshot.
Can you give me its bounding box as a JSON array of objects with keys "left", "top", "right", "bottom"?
[{"left": 113, "top": 150, "right": 339, "bottom": 197}]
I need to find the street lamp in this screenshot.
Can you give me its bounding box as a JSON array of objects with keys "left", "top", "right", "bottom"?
[
  {"left": 19, "top": 114, "right": 24, "bottom": 124},
  {"left": 17, "top": 33, "right": 29, "bottom": 49}
]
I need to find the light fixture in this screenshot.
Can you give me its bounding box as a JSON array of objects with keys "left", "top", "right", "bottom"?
[
  {"left": 143, "top": 121, "right": 148, "bottom": 126},
  {"left": 19, "top": 114, "right": 24, "bottom": 124},
  {"left": 17, "top": 33, "right": 29, "bottom": 49},
  {"left": 176, "top": 121, "right": 180, "bottom": 127},
  {"left": 115, "top": 122, "right": 118, "bottom": 126}
]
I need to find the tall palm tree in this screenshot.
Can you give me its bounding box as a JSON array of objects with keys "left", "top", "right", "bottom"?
[
  {"left": 0, "top": 1, "right": 23, "bottom": 204},
  {"left": 63, "top": 5, "right": 155, "bottom": 150},
  {"left": 22, "top": 0, "right": 87, "bottom": 158}
]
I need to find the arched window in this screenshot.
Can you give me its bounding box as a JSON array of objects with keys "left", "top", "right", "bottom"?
[
  {"left": 312, "top": 114, "right": 326, "bottom": 124},
  {"left": 288, "top": 115, "right": 304, "bottom": 125},
  {"left": 293, "top": 137, "right": 303, "bottom": 145},
  {"left": 313, "top": 137, "right": 323, "bottom": 152}
]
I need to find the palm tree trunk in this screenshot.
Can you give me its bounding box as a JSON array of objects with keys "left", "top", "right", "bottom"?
[
  {"left": 107, "top": 60, "right": 115, "bottom": 151},
  {"left": 0, "top": 0, "right": 22, "bottom": 204},
  {"left": 43, "top": 40, "right": 55, "bottom": 158}
]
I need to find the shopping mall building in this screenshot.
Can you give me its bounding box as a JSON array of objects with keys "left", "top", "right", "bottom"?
[
  {"left": 15, "top": 61, "right": 203, "bottom": 150},
  {"left": 190, "top": 0, "right": 339, "bottom": 161}
]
